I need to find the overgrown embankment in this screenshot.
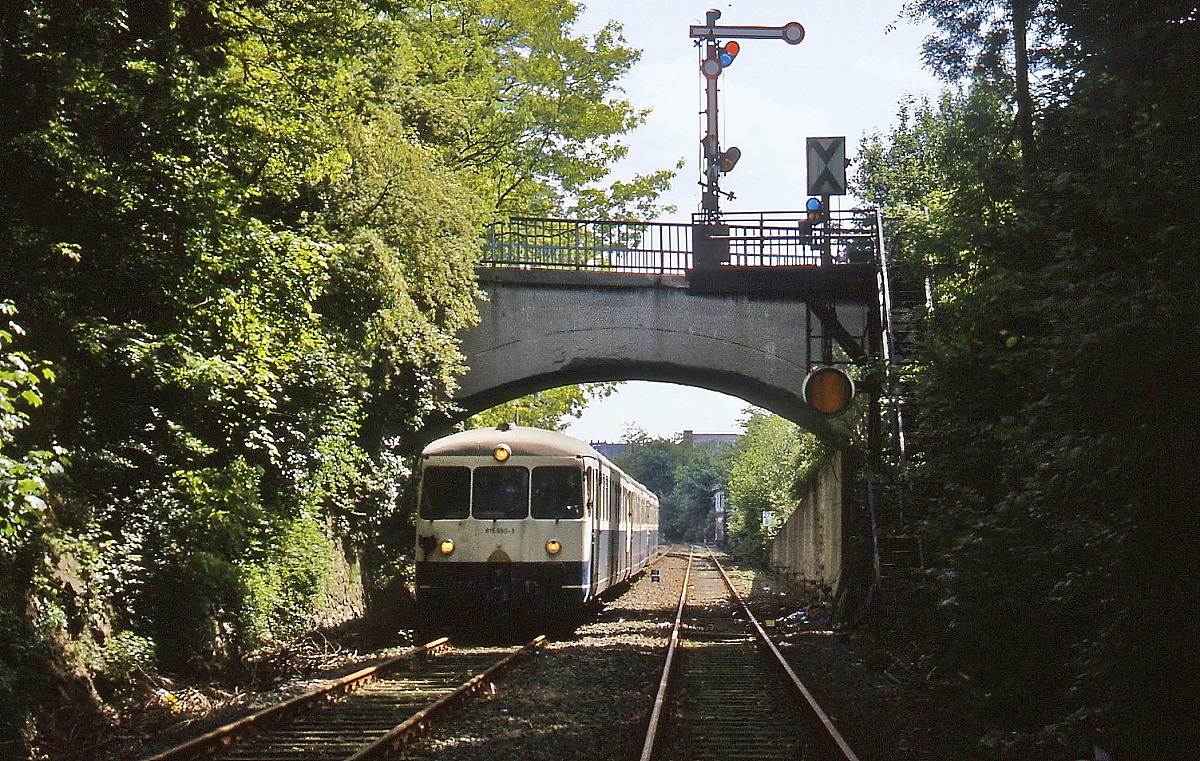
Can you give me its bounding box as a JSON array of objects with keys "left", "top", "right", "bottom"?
[{"left": 857, "top": 2, "right": 1198, "bottom": 756}]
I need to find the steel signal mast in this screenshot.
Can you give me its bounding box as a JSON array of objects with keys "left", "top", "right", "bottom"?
[{"left": 689, "top": 9, "right": 805, "bottom": 222}]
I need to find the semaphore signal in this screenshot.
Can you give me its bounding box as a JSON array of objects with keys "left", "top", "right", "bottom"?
[{"left": 689, "top": 9, "right": 806, "bottom": 221}]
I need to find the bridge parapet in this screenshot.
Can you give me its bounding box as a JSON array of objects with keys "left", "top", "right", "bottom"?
[
  {"left": 482, "top": 210, "right": 878, "bottom": 276},
  {"left": 483, "top": 216, "right": 692, "bottom": 274}
]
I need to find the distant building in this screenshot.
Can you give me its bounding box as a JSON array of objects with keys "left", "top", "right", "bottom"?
[
  {"left": 590, "top": 441, "right": 628, "bottom": 460},
  {"left": 713, "top": 487, "right": 729, "bottom": 545},
  {"left": 680, "top": 430, "right": 741, "bottom": 449},
  {"left": 593, "top": 431, "right": 741, "bottom": 460}
]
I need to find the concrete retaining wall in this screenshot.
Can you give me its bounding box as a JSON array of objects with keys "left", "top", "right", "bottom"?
[{"left": 768, "top": 449, "right": 852, "bottom": 598}]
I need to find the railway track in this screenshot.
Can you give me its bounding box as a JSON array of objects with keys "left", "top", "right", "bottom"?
[
  {"left": 139, "top": 636, "right": 546, "bottom": 761},
  {"left": 641, "top": 550, "right": 860, "bottom": 761}
]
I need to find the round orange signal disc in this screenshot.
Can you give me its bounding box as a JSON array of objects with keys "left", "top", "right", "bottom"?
[{"left": 803, "top": 367, "right": 855, "bottom": 415}]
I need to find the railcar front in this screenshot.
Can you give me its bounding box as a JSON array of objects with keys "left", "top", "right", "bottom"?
[{"left": 415, "top": 425, "right": 599, "bottom": 618}]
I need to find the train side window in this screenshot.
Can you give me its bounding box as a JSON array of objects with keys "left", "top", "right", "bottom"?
[
  {"left": 531, "top": 466, "right": 583, "bottom": 519},
  {"left": 419, "top": 466, "right": 470, "bottom": 519},
  {"left": 472, "top": 466, "right": 530, "bottom": 520}
]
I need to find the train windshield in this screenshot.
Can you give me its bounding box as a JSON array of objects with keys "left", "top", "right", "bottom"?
[
  {"left": 531, "top": 466, "right": 583, "bottom": 519},
  {"left": 471, "top": 466, "right": 530, "bottom": 520},
  {"left": 419, "top": 466, "right": 470, "bottom": 519}
]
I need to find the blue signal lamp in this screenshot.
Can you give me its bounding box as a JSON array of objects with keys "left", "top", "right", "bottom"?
[
  {"left": 718, "top": 41, "right": 740, "bottom": 67},
  {"left": 806, "top": 197, "right": 826, "bottom": 223}
]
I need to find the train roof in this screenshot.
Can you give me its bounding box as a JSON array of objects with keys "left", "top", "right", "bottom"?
[{"left": 422, "top": 424, "right": 599, "bottom": 458}]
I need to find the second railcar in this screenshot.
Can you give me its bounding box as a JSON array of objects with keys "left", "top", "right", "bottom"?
[{"left": 415, "top": 424, "right": 659, "bottom": 616}]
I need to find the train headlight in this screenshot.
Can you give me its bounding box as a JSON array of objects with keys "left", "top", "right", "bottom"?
[
  {"left": 439, "top": 539, "right": 455, "bottom": 555},
  {"left": 545, "top": 539, "right": 562, "bottom": 555},
  {"left": 493, "top": 443, "right": 512, "bottom": 462}
]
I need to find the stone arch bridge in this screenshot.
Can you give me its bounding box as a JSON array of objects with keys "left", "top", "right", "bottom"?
[{"left": 452, "top": 213, "right": 890, "bottom": 445}]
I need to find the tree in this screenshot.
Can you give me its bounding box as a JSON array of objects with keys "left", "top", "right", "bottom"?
[
  {"left": 903, "top": 0, "right": 1046, "bottom": 164},
  {"left": 725, "top": 412, "right": 821, "bottom": 564},
  {"left": 470, "top": 383, "right": 621, "bottom": 431},
  {"left": 0, "top": 303, "right": 65, "bottom": 549},
  {"left": 859, "top": 2, "right": 1199, "bottom": 753},
  {"left": 665, "top": 455, "right": 724, "bottom": 544},
  {"left": 0, "top": 0, "right": 677, "bottom": 751},
  {"left": 389, "top": 0, "right": 677, "bottom": 219},
  {"left": 615, "top": 432, "right": 726, "bottom": 543},
  {"left": 613, "top": 432, "right": 678, "bottom": 500}
]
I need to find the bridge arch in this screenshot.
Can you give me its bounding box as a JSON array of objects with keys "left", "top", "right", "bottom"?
[{"left": 455, "top": 268, "right": 867, "bottom": 442}]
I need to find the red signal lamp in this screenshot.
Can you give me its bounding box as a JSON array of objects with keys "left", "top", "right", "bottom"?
[{"left": 718, "top": 40, "right": 740, "bottom": 67}]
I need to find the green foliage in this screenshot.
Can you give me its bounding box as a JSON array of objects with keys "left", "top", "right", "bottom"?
[
  {"left": 725, "top": 412, "right": 822, "bottom": 564},
  {"left": 0, "top": 303, "right": 66, "bottom": 549},
  {"left": 614, "top": 431, "right": 726, "bottom": 543},
  {"left": 95, "top": 631, "right": 157, "bottom": 684},
  {"left": 0, "top": 0, "right": 673, "bottom": 749},
  {"left": 390, "top": 0, "right": 677, "bottom": 219},
  {"left": 243, "top": 512, "right": 340, "bottom": 642},
  {"left": 470, "top": 383, "right": 621, "bottom": 431},
  {"left": 904, "top": 0, "right": 1048, "bottom": 80},
  {"left": 659, "top": 455, "right": 722, "bottom": 544},
  {"left": 903, "top": 0, "right": 1043, "bottom": 161},
  {"left": 862, "top": 2, "right": 1198, "bottom": 754},
  {"left": 612, "top": 431, "right": 680, "bottom": 499}
]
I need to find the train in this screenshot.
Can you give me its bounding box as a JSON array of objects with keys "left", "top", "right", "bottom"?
[{"left": 414, "top": 424, "right": 660, "bottom": 620}]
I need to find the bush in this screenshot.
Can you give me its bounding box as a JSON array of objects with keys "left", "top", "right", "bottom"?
[{"left": 243, "top": 513, "right": 340, "bottom": 642}]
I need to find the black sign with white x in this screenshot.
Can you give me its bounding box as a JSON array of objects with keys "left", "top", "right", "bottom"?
[{"left": 806, "top": 136, "right": 847, "bottom": 196}]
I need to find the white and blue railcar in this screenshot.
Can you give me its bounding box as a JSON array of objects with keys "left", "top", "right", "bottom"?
[{"left": 415, "top": 424, "right": 659, "bottom": 615}]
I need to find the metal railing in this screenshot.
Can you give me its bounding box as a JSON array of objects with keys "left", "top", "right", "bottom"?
[
  {"left": 482, "top": 216, "right": 694, "bottom": 274},
  {"left": 481, "top": 210, "right": 880, "bottom": 275},
  {"left": 718, "top": 210, "right": 878, "bottom": 268}
]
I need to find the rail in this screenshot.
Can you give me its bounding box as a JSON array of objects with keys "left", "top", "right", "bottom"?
[
  {"left": 712, "top": 555, "right": 861, "bottom": 761},
  {"left": 482, "top": 210, "right": 880, "bottom": 276},
  {"left": 639, "top": 549, "right": 695, "bottom": 761},
  {"left": 639, "top": 550, "right": 861, "bottom": 761},
  {"left": 139, "top": 637, "right": 547, "bottom": 761}
]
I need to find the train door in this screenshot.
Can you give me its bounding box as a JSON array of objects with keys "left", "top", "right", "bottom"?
[
  {"left": 608, "top": 471, "right": 620, "bottom": 586},
  {"left": 586, "top": 466, "right": 599, "bottom": 592},
  {"left": 628, "top": 494, "right": 638, "bottom": 571},
  {"left": 629, "top": 494, "right": 640, "bottom": 569}
]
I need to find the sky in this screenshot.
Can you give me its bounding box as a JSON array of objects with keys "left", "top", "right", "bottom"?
[{"left": 555, "top": 1, "right": 943, "bottom": 443}]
